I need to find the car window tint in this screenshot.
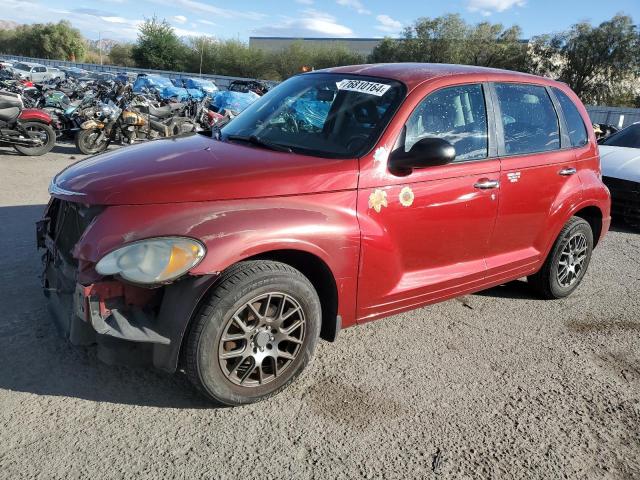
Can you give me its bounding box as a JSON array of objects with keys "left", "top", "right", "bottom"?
[
  {"left": 35, "top": 67, "right": 46, "bottom": 72},
  {"left": 553, "top": 88, "right": 588, "bottom": 147},
  {"left": 495, "top": 83, "right": 560, "bottom": 155},
  {"left": 405, "top": 84, "right": 488, "bottom": 161},
  {"left": 602, "top": 124, "right": 640, "bottom": 148}
]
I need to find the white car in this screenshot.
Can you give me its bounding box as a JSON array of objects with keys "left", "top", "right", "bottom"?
[
  {"left": 10, "top": 62, "right": 65, "bottom": 82},
  {"left": 599, "top": 123, "right": 640, "bottom": 228}
]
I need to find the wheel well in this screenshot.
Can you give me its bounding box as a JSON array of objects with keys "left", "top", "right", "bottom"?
[
  {"left": 573, "top": 206, "right": 603, "bottom": 246},
  {"left": 248, "top": 250, "right": 340, "bottom": 342}
]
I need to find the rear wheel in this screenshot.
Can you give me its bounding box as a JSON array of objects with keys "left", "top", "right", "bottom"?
[
  {"left": 75, "top": 128, "right": 108, "bottom": 155},
  {"left": 528, "top": 217, "right": 594, "bottom": 299},
  {"left": 185, "top": 260, "right": 321, "bottom": 406},
  {"left": 13, "top": 122, "right": 56, "bottom": 156}
]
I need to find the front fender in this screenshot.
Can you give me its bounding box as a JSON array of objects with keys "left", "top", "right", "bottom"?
[{"left": 74, "top": 191, "right": 360, "bottom": 325}]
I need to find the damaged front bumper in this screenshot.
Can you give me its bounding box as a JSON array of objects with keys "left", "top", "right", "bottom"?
[{"left": 37, "top": 202, "right": 217, "bottom": 372}]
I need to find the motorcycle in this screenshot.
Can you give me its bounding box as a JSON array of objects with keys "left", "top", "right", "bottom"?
[
  {"left": 0, "top": 91, "right": 56, "bottom": 156},
  {"left": 74, "top": 94, "right": 197, "bottom": 155}
]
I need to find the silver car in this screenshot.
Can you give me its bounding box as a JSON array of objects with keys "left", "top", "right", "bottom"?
[{"left": 11, "top": 62, "right": 65, "bottom": 82}]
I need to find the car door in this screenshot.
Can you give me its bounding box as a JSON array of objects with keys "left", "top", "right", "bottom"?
[
  {"left": 357, "top": 83, "right": 500, "bottom": 322},
  {"left": 485, "top": 82, "right": 580, "bottom": 280},
  {"left": 32, "top": 66, "right": 46, "bottom": 82}
]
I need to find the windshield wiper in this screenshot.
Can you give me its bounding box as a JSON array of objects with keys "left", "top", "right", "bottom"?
[{"left": 226, "top": 134, "right": 293, "bottom": 153}]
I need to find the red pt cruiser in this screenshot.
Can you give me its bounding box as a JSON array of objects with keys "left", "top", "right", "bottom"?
[{"left": 38, "top": 64, "right": 611, "bottom": 405}]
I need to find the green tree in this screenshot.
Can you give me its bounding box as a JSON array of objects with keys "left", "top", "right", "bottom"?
[
  {"left": 109, "top": 43, "right": 136, "bottom": 67},
  {"left": 132, "top": 17, "right": 186, "bottom": 70},
  {"left": 3, "top": 21, "right": 85, "bottom": 60},
  {"left": 268, "top": 41, "right": 364, "bottom": 79},
  {"left": 369, "top": 14, "right": 528, "bottom": 71},
  {"left": 529, "top": 14, "right": 640, "bottom": 104}
]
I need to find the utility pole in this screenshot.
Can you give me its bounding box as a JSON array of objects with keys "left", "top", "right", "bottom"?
[
  {"left": 98, "top": 31, "right": 113, "bottom": 67},
  {"left": 199, "top": 37, "right": 205, "bottom": 76}
]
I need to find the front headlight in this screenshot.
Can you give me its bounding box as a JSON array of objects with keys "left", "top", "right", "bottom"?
[{"left": 95, "top": 237, "right": 205, "bottom": 285}]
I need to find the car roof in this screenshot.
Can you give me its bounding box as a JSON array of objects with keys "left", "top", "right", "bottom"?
[
  {"left": 319, "top": 63, "right": 560, "bottom": 91},
  {"left": 17, "top": 61, "right": 44, "bottom": 67}
]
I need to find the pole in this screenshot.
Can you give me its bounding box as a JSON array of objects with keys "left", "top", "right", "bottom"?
[
  {"left": 199, "top": 38, "right": 206, "bottom": 77},
  {"left": 99, "top": 31, "right": 103, "bottom": 66}
]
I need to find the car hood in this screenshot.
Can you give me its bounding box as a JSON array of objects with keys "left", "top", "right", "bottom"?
[
  {"left": 599, "top": 145, "right": 640, "bottom": 183},
  {"left": 51, "top": 133, "right": 358, "bottom": 205}
]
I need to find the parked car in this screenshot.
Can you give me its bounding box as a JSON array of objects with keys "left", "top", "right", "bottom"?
[
  {"left": 133, "top": 74, "right": 204, "bottom": 101},
  {"left": 172, "top": 77, "right": 219, "bottom": 95},
  {"left": 10, "top": 62, "right": 64, "bottom": 82},
  {"left": 228, "top": 79, "right": 269, "bottom": 95},
  {"left": 57, "top": 66, "right": 89, "bottom": 79},
  {"left": 46, "top": 67, "right": 66, "bottom": 81},
  {"left": 88, "top": 72, "right": 117, "bottom": 82},
  {"left": 598, "top": 123, "right": 640, "bottom": 228},
  {"left": 39, "top": 64, "right": 610, "bottom": 406}
]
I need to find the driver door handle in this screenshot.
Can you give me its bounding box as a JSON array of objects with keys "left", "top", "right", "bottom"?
[
  {"left": 474, "top": 179, "right": 500, "bottom": 190},
  {"left": 559, "top": 167, "right": 577, "bottom": 176}
]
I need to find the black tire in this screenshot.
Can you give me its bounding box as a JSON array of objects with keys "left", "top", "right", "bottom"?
[
  {"left": 185, "top": 260, "right": 321, "bottom": 406},
  {"left": 528, "top": 217, "right": 594, "bottom": 299},
  {"left": 75, "top": 128, "right": 108, "bottom": 155},
  {"left": 13, "top": 122, "right": 56, "bottom": 156}
]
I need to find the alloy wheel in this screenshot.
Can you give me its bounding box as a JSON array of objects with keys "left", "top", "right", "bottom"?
[
  {"left": 556, "top": 232, "right": 588, "bottom": 287},
  {"left": 218, "top": 292, "right": 306, "bottom": 387}
]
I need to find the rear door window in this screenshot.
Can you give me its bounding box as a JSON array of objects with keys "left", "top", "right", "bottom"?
[
  {"left": 494, "top": 83, "right": 560, "bottom": 155},
  {"left": 405, "top": 84, "right": 488, "bottom": 161},
  {"left": 552, "top": 88, "right": 588, "bottom": 147}
]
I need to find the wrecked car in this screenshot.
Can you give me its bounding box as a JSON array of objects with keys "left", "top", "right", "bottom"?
[
  {"left": 173, "top": 77, "right": 219, "bottom": 96},
  {"left": 40, "top": 64, "right": 610, "bottom": 406},
  {"left": 133, "top": 74, "right": 204, "bottom": 101},
  {"left": 599, "top": 123, "right": 640, "bottom": 228}
]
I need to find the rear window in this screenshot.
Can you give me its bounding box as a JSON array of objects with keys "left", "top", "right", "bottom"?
[
  {"left": 553, "top": 88, "right": 588, "bottom": 147},
  {"left": 602, "top": 124, "right": 640, "bottom": 148},
  {"left": 495, "top": 83, "right": 560, "bottom": 155}
]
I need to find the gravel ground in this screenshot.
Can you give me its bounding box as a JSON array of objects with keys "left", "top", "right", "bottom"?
[{"left": 1, "top": 143, "right": 639, "bottom": 480}]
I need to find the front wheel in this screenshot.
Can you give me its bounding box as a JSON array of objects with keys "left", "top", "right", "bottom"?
[
  {"left": 185, "top": 260, "right": 321, "bottom": 406},
  {"left": 13, "top": 122, "right": 56, "bottom": 156},
  {"left": 75, "top": 128, "right": 108, "bottom": 155},
  {"left": 528, "top": 217, "right": 594, "bottom": 299}
]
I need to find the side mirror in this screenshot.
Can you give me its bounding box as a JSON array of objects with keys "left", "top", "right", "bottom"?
[{"left": 389, "top": 137, "right": 456, "bottom": 174}]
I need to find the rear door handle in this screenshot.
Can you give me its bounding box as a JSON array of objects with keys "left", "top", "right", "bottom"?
[
  {"left": 474, "top": 179, "right": 500, "bottom": 190},
  {"left": 559, "top": 167, "right": 577, "bottom": 176}
]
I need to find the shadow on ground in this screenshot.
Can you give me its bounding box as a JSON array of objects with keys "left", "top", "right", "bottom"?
[
  {"left": 0, "top": 203, "right": 551, "bottom": 408},
  {"left": 1, "top": 140, "right": 116, "bottom": 158},
  {"left": 0, "top": 204, "right": 212, "bottom": 409}
]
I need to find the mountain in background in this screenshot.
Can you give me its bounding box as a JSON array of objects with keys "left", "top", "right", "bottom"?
[
  {"left": 0, "top": 20, "right": 19, "bottom": 30},
  {"left": 87, "top": 38, "right": 119, "bottom": 53}
]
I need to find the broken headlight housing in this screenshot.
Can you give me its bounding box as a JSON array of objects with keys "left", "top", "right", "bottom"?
[{"left": 95, "top": 237, "right": 206, "bottom": 285}]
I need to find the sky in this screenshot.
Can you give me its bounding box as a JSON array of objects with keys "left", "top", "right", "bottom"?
[{"left": 2, "top": 0, "right": 639, "bottom": 42}]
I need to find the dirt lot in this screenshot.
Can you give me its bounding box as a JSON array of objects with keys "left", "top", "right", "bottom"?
[{"left": 1, "top": 142, "right": 639, "bottom": 479}]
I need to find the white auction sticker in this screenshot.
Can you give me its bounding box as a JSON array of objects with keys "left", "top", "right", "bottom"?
[{"left": 337, "top": 79, "right": 391, "bottom": 97}]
